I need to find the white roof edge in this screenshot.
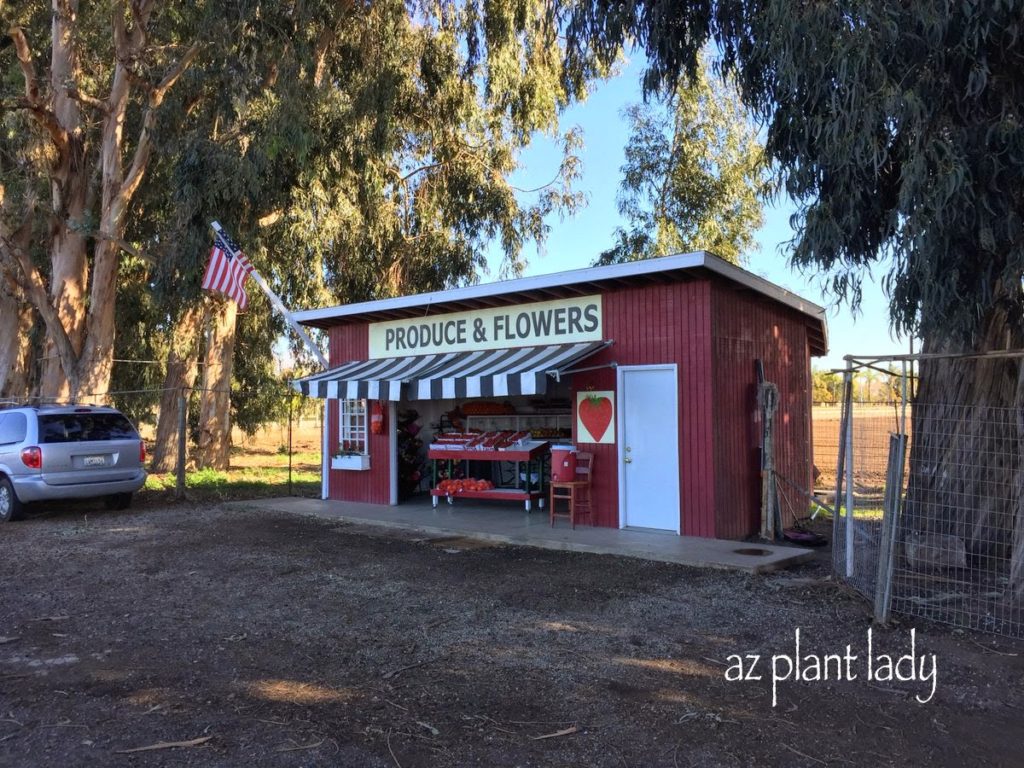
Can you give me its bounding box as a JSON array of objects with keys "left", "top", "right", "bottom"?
[
  {"left": 292, "top": 251, "right": 827, "bottom": 338},
  {"left": 698, "top": 257, "right": 828, "bottom": 321}
]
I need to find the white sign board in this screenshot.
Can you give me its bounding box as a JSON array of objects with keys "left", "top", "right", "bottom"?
[{"left": 369, "top": 295, "right": 603, "bottom": 359}]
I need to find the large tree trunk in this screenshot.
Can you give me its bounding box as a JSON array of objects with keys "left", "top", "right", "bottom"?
[
  {"left": 150, "top": 306, "right": 205, "bottom": 472},
  {"left": 76, "top": 238, "right": 121, "bottom": 400},
  {"left": 0, "top": 287, "right": 36, "bottom": 400},
  {"left": 10, "top": 2, "right": 197, "bottom": 403},
  {"left": 196, "top": 301, "right": 237, "bottom": 470},
  {"left": 904, "top": 305, "right": 1024, "bottom": 587},
  {"left": 38, "top": 0, "right": 89, "bottom": 401}
]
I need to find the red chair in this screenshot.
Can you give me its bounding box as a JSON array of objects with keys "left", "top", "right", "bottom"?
[{"left": 549, "top": 452, "right": 594, "bottom": 528}]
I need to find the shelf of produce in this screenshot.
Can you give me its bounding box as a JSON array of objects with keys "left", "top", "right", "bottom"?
[{"left": 427, "top": 440, "right": 550, "bottom": 463}]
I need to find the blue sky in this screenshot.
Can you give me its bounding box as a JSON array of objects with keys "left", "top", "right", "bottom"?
[{"left": 486, "top": 59, "right": 912, "bottom": 371}]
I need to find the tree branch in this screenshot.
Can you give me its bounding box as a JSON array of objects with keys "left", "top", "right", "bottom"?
[
  {"left": 113, "top": 2, "right": 130, "bottom": 61},
  {"left": 0, "top": 225, "right": 79, "bottom": 383},
  {"left": 65, "top": 86, "right": 110, "bottom": 113},
  {"left": 119, "top": 42, "right": 201, "bottom": 205},
  {"left": 151, "top": 41, "right": 201, "bottom": 104},
  {"left": 130, "top": 0, "right": 156, "bottom": 37},
  {"left": 93, "top": 230, "right": 155, "bottom": 265},
  {"left": 8, "top": 26, "right": 68, "bottom": 151},
  {"left": 258, "top": 211, "right": 283, "bottom": 228},
  {"left": 312, "top": 0, "right": 359, "bottom": 86},
  {"left": 399, "top": 162, "right": 445, "bottom": 184},
  {"left": 313, "top": 27, "right": 335, "bottom": 88},
  {"left": 512, "top": 169, "right": 564, "bottom": 194},
  {"left": 8, "top": 26, "right": 39, "bottom": 102}
]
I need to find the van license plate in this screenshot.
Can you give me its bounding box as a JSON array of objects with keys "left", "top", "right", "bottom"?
[{"left": 83, "top": 456, "right": 107, "bottom": 467}]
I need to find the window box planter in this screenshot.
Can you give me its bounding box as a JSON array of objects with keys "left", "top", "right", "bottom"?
[{"left": 331, "top": 453, "right": 370, "bottom": 471}]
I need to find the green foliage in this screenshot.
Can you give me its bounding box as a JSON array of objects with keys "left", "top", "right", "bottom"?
[
  {"left": 231, "top": 296, "right": 294, "bottom": 435},
  {"left": 811, "top": 369, "right": 842, "bottom": 404},
  {"left": 1, "top": 0, "right": 603, "bottom": 424},
  {"left": 107, "top": 257, "right": 167, "bottom": 424},
  {"left": 567, "top": 1, "right": 1024, "bottom": 344},
  {"left": 144, "top": 464, "right": 320, "bottom": 500},
  {"left": 140, "top": 0, "right": 596, "bottom": 411},
  {"left": 185, "top": 467, "right": 229, "bottom": 488},
  {"left": 598, "top": 52, "right": 767, "bottom": 265}
]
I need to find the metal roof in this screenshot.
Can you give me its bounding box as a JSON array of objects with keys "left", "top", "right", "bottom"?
[{"left": 294, "top": 251, "right": 828, "bottom": 355}]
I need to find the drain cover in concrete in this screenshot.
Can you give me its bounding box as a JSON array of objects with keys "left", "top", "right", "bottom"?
[{"left": 733, "top": 547, "right": 774, "bottom": 557}]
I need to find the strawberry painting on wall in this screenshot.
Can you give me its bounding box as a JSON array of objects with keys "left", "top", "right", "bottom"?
[{"left": 577, "top": 391, "right": 615, "bottom": 444}]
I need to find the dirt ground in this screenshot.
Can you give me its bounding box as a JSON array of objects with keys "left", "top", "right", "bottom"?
[{"left": 2, "top": 501, "right": 1022, "bottom": 767}]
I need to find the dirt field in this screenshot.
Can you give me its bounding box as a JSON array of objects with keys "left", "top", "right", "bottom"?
[
  {"left": 1, "top": 502, "right": 1022, "bottom": 767},
  {"left": 812, "top": 405, "right": 909, "bottom": 499}
]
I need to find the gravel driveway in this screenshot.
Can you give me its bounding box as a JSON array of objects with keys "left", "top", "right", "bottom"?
[{"left": 1, "top": 502, "right": 1021, "bottom": 766}]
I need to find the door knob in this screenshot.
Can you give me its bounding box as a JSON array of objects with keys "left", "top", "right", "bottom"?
[{"left": 624, "top": 457, "right": 632, "bottom": 464}]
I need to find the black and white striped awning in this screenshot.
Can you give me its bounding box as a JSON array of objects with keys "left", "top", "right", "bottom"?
[
  {"left": 292, "top": 352, "right": 462, "bottom": 400},
  {"left": 408, "top": 341, "right": 611, "bottom": 400},
  {"left": 292, "top": 341, "right": 611, "bottom": 401}
]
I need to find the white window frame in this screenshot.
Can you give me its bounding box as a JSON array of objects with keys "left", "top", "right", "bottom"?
[{"left": 338, "top": 398, "right": 369, "bottom": 455}]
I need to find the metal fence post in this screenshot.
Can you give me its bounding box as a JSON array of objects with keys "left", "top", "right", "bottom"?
[
  {"left": 832, "top": 372, "right": 850, "bottom": 577},
  {"left": 175, "top": 390, "right": 187, "bottom": 499},
  {"left": 287, "top": 392, "right": 293, "bottom": 496},
  {"left": 321, "top": 400, "right": 329, "bottom": 500},
  {"left": 844, "top": 363, "right": 856, "bottom": 578},
  {"left": 869, "top": 359, "right": 911, "bottom": 623},
  {"left": 874, "top": 432, "right": 907, "bottom": 623}
]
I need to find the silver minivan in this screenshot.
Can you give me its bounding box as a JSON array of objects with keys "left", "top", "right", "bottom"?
[{"left": 0, "top": 405, "right": 147, "bottom": 521}]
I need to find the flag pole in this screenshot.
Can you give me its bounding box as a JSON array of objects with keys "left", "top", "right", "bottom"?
[{"left": 211, "top": 221, "right": 328, "bottom": 368}]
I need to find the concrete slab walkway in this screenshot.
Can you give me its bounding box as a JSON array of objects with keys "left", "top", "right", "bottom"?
[{"left": 227, "top": 496, "right": 812, "bottom": 573}]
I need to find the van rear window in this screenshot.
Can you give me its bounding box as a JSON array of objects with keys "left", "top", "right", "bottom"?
[{"left": 39, "top": 413, "right": 138, "bottom": 443}]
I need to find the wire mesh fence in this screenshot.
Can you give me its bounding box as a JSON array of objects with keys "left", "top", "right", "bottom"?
[
  {"left": 831, "top": 356, "right": 1024, "bottom": 639},
  {"left": 1, "top": 386, "right": 323, "bottom": 501}
]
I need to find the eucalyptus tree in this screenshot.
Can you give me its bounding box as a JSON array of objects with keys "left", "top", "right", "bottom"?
[
  {"left": 1, "top": 0, "right": 597, "bottom": 468},
  {"left": 1, "top": 0, "right": 201, "bottom": 402},
  {"left": 598, "top": 53, "right": 767, "bottom": 266},
  {"left": 566, "top": 0, "right": 1024, "bottom": 586}
]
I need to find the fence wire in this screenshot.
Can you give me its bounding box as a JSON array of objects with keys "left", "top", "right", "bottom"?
[
  {"left": 3, "top": 386, "right": 321, "bottom": 500},
  {"left": 832, "top": 360, "right": 1024, "bottom": 639}
]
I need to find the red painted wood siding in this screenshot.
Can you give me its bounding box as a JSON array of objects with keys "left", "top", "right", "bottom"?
[
  {"left": 710, "top": 286, "right": 813, "bottom": 538},
  {"left": 569, "top": 281, "right": 716, "bottom": 536},
  {"left": 319, "top": 278, "right": 815, "bottom": 534},
  {"left": 327, "top": 324, "right": 391, "bottom": 504}
]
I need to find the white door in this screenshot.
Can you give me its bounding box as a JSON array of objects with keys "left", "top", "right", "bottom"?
[{"left": 618, "top": 365, "right": 680, "bottom": 532}]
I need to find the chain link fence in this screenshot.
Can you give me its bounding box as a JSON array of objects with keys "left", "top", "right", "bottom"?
[{"left": 831, "top": 355, "right": 1024, "bottom": 638}]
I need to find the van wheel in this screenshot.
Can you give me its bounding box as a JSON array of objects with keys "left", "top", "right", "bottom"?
[
  {"left": 0, "top": 477, "right": 23, "bottom": 522},
  {"left": 105, "top": 493, "right": 133, "bottom": 511}
]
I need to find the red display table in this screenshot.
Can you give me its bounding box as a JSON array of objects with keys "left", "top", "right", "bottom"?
[{"left": 428, "top": 439, "right": 550, "bottom": 511}]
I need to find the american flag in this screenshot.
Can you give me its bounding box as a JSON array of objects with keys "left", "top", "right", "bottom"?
[{"left": 201, "top": 228, "right": 254, "bottom": 310}]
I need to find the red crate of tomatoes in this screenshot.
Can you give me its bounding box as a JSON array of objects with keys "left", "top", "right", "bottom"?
[{"left": 435, "top": 478, "right": 495, "bottom": 494}]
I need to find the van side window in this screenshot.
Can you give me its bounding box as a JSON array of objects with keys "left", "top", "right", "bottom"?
[{"left": 0, "top": 413, "right": 28, "bottom": 445}]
